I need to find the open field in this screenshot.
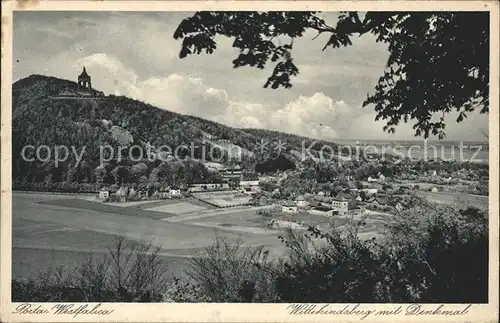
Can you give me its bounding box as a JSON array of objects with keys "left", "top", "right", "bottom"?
[
  {"left": 183, "top": 208, "right": 387, "bottom": 239},
  {"left": 145, "top": 202, "right": 207, "bottom": 214},
  {"left": 11, "top": 193, "right": 283, "bottom": 280},
  {"left": 11, "top": 192, "right": 391, "bottom": 281},
  {"left": 13, "top": 218, "right": 192, "bottom": 279},
  {"left": 38, "top": 198, "right": 176, "bottom": 220}
]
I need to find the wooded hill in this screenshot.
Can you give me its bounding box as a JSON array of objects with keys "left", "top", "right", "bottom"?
[{"left": 12, "top": 75, "right": 338, "bottom": 188}]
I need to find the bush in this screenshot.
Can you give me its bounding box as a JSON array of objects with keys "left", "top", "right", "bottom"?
[
  {"left": 273, "top": 224, "right": 387, "bottom": 302},
  {"left": 269, "top": 200, "right": 488, "bottom": 303},
  {"left": 381, "top": 203, "right": 488, "bottom": 302},
  {"left": 185, "top": 237, "right": 279, "bottom": 302},
  {"left": 257, "top": 205, "right": 281, "bottom": 217}
]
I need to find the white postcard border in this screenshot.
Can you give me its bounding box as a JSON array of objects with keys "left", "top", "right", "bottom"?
[{"left": 1, "top": 1, "right": 499, "bottom": 322}]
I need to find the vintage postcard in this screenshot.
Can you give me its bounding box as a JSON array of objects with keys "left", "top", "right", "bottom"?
[{"left": 1, "top": 0, "right": 499, "bottom": 322}]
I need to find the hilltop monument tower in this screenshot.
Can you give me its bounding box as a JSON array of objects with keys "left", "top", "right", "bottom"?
[{"left": 78, "top": 67, "right": 92, "bottom": 91}]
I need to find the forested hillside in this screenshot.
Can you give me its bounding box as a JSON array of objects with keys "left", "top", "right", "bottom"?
[{"left": 12, "top": 75, "right": 337, "bottom": 191}]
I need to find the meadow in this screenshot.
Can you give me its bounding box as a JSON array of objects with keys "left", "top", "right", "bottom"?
[{"left": 12, "top": 192, "right": 391, "bottom": 280}]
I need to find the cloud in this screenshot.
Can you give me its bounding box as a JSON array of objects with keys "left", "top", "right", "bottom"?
[
  {"left": 268, "top": 93, "right": 355, "bottom": 140},
  {"left": 74, "top": 54, "right": 361, "bottom": 140}
]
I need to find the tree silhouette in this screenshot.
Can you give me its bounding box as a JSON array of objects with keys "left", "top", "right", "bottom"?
[{"left": 174, "top": 11, "right": 489, "bottom": 139}]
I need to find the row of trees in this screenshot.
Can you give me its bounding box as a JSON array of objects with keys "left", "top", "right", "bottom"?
[{"left": 13, "top": 157, "right": 224, "bottom": 192}]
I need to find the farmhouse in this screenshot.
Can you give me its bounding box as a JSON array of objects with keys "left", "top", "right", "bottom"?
[
  {"left": 332, "top": 196, "right": 348, "bottom": 215},
  {"left": 169, "top": 188, "right": 181, "bottom": 197}
]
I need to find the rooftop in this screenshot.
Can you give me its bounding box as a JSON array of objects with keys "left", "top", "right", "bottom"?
[{"left": 78, "top": 67, "right": 90, "bottom": 78}]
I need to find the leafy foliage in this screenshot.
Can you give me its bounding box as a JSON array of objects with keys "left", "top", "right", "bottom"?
[
  {"left": 175, "top": 11, "right": 489, "bottom": 138},
  {"left": 185, "top": 237, "right": 279, "bottom": 302}
]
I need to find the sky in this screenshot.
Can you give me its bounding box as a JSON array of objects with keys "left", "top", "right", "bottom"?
[{"left": 13, "top": 11, "right": 489, "bottom": 141}]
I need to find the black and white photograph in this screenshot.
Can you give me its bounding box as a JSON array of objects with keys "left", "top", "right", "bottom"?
[{"left": 1, "top": 1, "right": 498, "bottom": 322}]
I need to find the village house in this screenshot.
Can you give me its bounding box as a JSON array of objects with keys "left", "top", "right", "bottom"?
[
  {"left": 169, "top": 188, "right": 181, "bottom": 197},
  {"left": 331, "top": 192, "right": 366, "bottom": 215},
  {"left": 365, "top": 195, "right": 393, "bottom": 209},
  {"left": 98, "top": 188, "right": 110, "bottom": 199},
  {"left": 332, "top": 196, "right": 349, "bottom": 215}
]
